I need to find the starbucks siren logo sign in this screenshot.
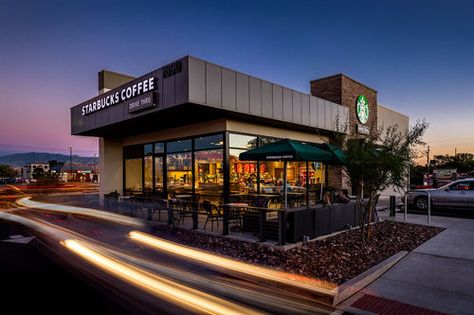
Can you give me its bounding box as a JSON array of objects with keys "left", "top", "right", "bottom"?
[{"left": 356, "top": 95, "right": 369, "bottom": 124}]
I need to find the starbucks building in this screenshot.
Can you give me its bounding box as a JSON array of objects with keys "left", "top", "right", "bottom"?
[{"left": 70, "top": 56, "right": 408, "bottom": 206}]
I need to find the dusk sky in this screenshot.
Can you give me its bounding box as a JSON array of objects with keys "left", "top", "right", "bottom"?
[{"left": 1, "top": 0, "right": 473, "bottom": 159}]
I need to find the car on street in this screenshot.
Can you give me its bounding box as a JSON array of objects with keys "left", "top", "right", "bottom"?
[{"left": 406, "top": 178, "right": 474, "bottom": 210}]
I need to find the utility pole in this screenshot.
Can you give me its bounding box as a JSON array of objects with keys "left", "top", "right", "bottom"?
[
  {"left": 426, "top": 145, "right": 430, "bottom": 175},
  {"left": 455, "top": 147, "right": 457, "bottom": 156},
  {"left": 69, "top": 146, "right": 73, "bottom": 182}
]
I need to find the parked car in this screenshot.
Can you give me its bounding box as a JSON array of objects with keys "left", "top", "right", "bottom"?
[{"left": 406, "top": 178, "right": 474, "bottom": 210}]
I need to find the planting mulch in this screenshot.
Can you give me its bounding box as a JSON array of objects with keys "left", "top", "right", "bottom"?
[{"left": 153, "top": 221, "right": 444, "bottom": 286}]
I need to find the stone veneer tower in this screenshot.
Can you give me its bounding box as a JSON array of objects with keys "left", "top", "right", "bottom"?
[{"left": 310, "top": 74, "right": 378, "bottom": 190}]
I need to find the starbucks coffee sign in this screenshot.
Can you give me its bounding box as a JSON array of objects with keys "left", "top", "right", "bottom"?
[
  {"left": 81, "top": 76, "right": 157, "bottom": 116},
  {"left": 356, "top": 95, "right": 369, "bottom": 124}
]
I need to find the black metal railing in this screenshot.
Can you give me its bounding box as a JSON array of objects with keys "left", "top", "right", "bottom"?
[{"left": 103, "top": 194, "right": 361, "bottom": 245}]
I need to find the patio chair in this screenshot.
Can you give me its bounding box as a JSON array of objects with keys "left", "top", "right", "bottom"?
[
  {"left": 251, "top": 196, "right": 270, "bottom": 208},
  {"left": 202, "top": 200, "right": 222, "bottom": 231},
  {"left": 228, "top": 205, "right": 246, "bottom": 229},
  {"left": 171, "top": 199, "right": 193, "bottom": 225}
]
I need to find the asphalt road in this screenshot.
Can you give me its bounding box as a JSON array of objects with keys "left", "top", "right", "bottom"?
[{"left": 0, "top": 196, "right": 333, "bottom": 315}]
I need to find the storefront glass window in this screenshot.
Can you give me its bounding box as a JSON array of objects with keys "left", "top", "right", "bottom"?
[
  {"left": 143, "top": 144, "right": 153, "bottom": 191},
  {"left": 144, "top": 144, "right": 153, "bottom": 156},
  {"left": 259, "top": 161, "right": 285, "bottom": 193},
  {"left": 166, "top": 152, "right": 192, "bottom": 196},
  {"left": 229, "top": 149, "right": 257, "bottom": 194},
  {"left": 259, "top": 136, "right": 280, "bottom": 146},
  {"left": 229, "top": 134, "right": 257, "bottom": 150},
  {"left": 194, "top": 149, "right": 223, "bottom": 203},
  {"left": 154, "top": 156, "right": 163, "bottom": 192},
  {"left": 154, "top": 142, "right": 164, "bottom": 154},
  {"left": 309, "top": 162, "right": 324, "bottom": 186},
  {"left": 125, "top": 158, "right": 142, "bottom": 192},
  {"left": 167, "top": 139, "right": 192, "bottom": 153},
  {"left": 195, "top": 134, "right": 223, "bottom": 150}
]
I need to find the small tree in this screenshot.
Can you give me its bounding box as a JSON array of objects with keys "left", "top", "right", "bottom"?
[
  {"left": 32, "top": 167, "right": 46, "bottom": 180},
  {"left": 0, "top": 164, "right": 17, "bottom": 178},
  {"left": 344, "top": 120, "right": 428, "bottom": 241}
]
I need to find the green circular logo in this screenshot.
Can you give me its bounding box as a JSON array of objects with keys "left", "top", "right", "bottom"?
[{"left": 356, "top": 95, "right": 369, "bottom": 124}]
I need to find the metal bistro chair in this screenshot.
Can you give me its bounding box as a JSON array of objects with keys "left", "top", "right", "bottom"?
[
  {"left": 174, "top": 199, "right": 194, "bottom": 225},
  {"left": 201, "top": 200, "right": 222, "bottom": 232},
  {"left": 228, "top": 205, "right": 247, "bottom": 230}
]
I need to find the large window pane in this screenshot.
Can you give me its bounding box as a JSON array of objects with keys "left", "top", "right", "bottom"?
[
  {"left": 259, "top": 161, "right": 312, "bottom": 193},
  {"left": 143, "top": 144, "right": 153, "bottom": 191},
  {"left": 259, "top": 136, "right": 280, "bottom": 146},
  {"left": 194, "top": 150, "right": 223, "bottom": 203},
  {"left": 194, "top": 134, "right": 223, "bottom": 150},
  {"left": 167, "top": 139, "right": 192, "bottom": 153},
  {"left": 154, "top": 142, "right": 164, "bottom": 154},
  {"left": 229, "top": 133, "right": 257, "bottom": 149},
  {"left": 125, "top": 158, "right": 142, "bottom": 192},
  {"left": 260, "top": 161, "right": 285, "bottom": 193},
  {"left": 307, "top": 162, "right": 325, "bottom": 205},
  {"left": 154, "top": 156, "right": 163, "bottom": 192},
  {"left": 229, "top": 149, "right": 257, "bottom": 194},
  {"left": 167, "top": 152, "right": 192, "bottom": 196},
  {"left": 309, "top": 162, "right": 324, "bottom": 186},
  {"left": 144, "top": 156, "right": 153, "bottom": 191},
  {"left": 144, "top": 144, "right": 153, "bottom": 156}
]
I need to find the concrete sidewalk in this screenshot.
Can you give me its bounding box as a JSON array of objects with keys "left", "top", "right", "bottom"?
[{"left": 345, "top": 212, "right": 474, "bottom": 315}]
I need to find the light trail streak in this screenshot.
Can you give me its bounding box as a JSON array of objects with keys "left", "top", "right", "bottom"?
[
  {"left": 0, "top": 212, "right": 263, "bottom": 314},
  {"left": 16, "top": 197, "right": 143, "bottom": 228},
  {"left": 0, "top": 211, "right": 71, "bottom": 240},
  {"left": 128, "top": 231, "right": 336, "bottom": 292},
  {"left": 7, "top": 184, "right": 21, "bottom": 192},
  {"left": 61, "top": 239, "right": 262, "bottom": 315},
  {"left": 105, "top": 247, "right": 331, "bottom": 314}
]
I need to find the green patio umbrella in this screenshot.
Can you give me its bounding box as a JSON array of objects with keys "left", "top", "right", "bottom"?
[
  {"left": 312, "top": 143, "right": 347, "bottom": 165},
  {"left": 239, "top": 139, "right": 334, "bottom": 162}
]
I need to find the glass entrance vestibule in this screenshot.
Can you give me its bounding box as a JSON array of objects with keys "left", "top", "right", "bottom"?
[{"left": 123, "top": 132, "right": 326, "bottom": 206}]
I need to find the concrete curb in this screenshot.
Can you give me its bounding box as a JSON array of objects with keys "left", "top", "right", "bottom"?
[{"left": 331, "top": 251, "right": 408, "bottom": 306}]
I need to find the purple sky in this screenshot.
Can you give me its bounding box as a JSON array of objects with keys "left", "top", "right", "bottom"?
[{"left": 1, "top": 0, "right": 473, "bottom": 158}]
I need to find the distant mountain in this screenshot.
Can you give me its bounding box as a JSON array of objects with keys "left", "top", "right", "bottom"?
[{"left": 0, "top": 152, "right": 97, "bottom": 168}]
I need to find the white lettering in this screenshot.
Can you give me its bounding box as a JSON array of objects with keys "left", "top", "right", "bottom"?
[
  {"left": 149, "top": 77, "right": 154, "bottom": 90},
  {"left": 81, "top": 76, "right": 156, "bottom": 115},
  {"left": 132, "top": 84, "right": 137, "bottom": 97},
  {"left": 137, "top": 82, "right": 143, "bottom": 94}
]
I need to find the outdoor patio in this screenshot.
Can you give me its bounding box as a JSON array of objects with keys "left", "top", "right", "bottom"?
[{"left": 103, "top": 194, "right": 360, "bottom": 245}]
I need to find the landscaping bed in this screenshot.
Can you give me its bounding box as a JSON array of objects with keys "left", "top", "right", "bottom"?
[{"left": 153, "top": 221, "right": 444, "bottom": 285}]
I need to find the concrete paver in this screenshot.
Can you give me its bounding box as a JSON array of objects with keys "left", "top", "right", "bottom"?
[{"left": 363, "top": 278, "right": 474, "bottom": 315}]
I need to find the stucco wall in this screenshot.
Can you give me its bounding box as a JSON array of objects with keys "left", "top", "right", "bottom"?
[
  {"left": 99, "top": 137, "right": 123, "bottom": 201},
  {"left": 377, "top": 104, "right": 409, "bottom": 134},
  {"left": 377, "top": 104, "right": 409, "bottom": 197}
]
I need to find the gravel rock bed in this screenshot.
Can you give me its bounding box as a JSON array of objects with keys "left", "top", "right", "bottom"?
[{"left": 153, "top": 221, "right": 443, "bottom": 285}]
